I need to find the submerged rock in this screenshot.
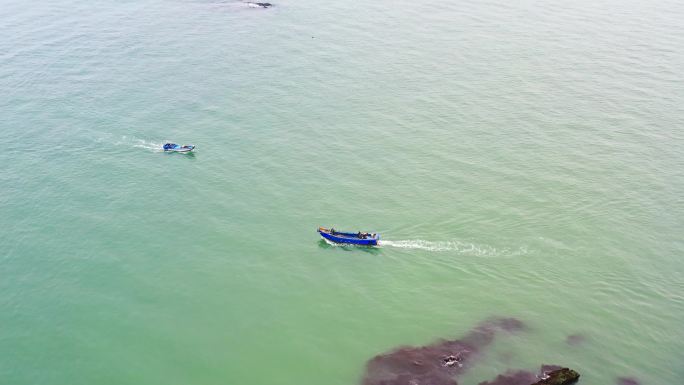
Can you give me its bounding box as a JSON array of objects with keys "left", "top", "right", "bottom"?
[
  {"left": 361, "top": 318, "right": 525, "bottom": 385},
  {"left": 616, "top": 377, "right": 640, "bottom": 385},
  {"left": 479, "top": 370, "right": 537, "bottom": 385},
  {"left": 359, "top": 318, "right": 580, "bottom": 385},
  {"left": 565, "top": 334, "right": 586, "bottom": 346}
]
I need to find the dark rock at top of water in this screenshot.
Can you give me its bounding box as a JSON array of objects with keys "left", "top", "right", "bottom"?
[
  {"left": 532, "top": 368, "right": 580, "bottom": 385},
  {"left": 565, "top": 334, "right": 586, "bottom": 346},
  {"left": 361, "top": 318, "right": 525, "bottom": 385},
  {"left": 478, "top": 365, "right": 576, "bottom": 385},
  {"left": 616, "top": 377, "right": 640, "bottom": 385}
]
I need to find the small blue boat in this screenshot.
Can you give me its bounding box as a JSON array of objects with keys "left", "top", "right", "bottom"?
[
  {"left": 163, "top": 143, "right": 195, "bottom": 153},
  {"left": 318, "top": 227, "right": 380, "bottom": 246}
]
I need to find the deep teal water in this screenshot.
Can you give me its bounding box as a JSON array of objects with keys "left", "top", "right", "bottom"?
[{"left": 1, "top": 1, "right": 683, "bottom": 384}]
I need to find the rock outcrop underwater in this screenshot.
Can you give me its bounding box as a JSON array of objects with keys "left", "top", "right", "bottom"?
[{"left": 360, "top": 318, "right": 580, "bottom": 385}]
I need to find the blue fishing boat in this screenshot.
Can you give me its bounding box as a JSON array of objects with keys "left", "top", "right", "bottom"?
[
  {"left": 318, "top": 227, "right": 380, "bottom": 246},
  {"left": 163, "top": 143, "right": 195, "bottom": 153}
]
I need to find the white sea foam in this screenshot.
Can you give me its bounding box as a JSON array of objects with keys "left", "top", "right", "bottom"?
[
  {"left": 130, "top": 138, "right": 165, "bottom": 152},
  {"left": 380, "top": 239, "right": 527, "bottom": 257},
  {"left": 108, "top": 135, "right": 165, "bottom": 152}
]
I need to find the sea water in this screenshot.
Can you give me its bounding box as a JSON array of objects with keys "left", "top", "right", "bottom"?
[{"left": 1, "top": 1, "right": 683, "bottom": 384}]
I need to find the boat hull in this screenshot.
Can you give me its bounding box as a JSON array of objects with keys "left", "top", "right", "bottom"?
[
  {"left": 168, "top": 147, "right": 194, "bottom": 153},
  {"left": 163, "top": 143, "right": 195, "bottom": 153},
  {"left": 318, "top": 229, "right": 379, "bottom": 246}
]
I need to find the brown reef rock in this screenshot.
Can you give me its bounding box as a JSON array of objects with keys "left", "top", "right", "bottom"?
[
  {"left": 533, "top": 368, "right": 580, "bottom": 385},
  {"left": 360, "top": 318, "right": 580, "bottom": 385},
  {"left": 361, "top": 318, "right": 524, "bottom": 385}
]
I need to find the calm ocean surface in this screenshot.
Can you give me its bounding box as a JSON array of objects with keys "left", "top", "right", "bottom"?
[{"left": 1, "top": 0, "right": 683, "bottom": 384}]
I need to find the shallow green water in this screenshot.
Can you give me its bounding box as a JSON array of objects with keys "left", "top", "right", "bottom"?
[{"left": 1, "top": 1, "right": 683, "bottom": 384}]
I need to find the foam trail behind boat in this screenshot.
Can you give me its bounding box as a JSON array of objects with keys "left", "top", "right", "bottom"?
[
  {"left": 131, "top": 138, "right": 165, "bottom": 152},
  {"left": 101, "top": 135, "right": 165, "bottom": 152},
  {"left": 380, "top": 239, "right": 527, "bottom": 257}
]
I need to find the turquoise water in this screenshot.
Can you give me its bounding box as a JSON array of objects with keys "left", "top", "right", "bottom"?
[{"left": 1, "top": 0, "right": 683, "bottom": 384}]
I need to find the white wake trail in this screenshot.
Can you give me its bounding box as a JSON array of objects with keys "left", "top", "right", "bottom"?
[
  {"left": 128, "top": 137, "right": 165, "bottom": 152},
  {"left": 95, "top": 135, "right": 164, "bottom": 152},
  {"left": 380, "top": 240, "right": 527, "bottom": 257}
]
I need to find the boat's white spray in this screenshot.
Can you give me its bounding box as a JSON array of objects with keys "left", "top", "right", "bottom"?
[
  {"left": 132, "top": 139, "right": 165, "bottom": 152},
  {"left": 380, "top": 240, "right": 528, "bottom": 257},
  {"left": 99, "top": 135, "right": 165, "bottom": 152},
  {"left": 321, "top": 236, "right": 527, "bottom": 257}
]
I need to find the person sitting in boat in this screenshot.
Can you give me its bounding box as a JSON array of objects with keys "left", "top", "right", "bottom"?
[{"left": 330, "top": 228, "right": 336, "bottom": 235}]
